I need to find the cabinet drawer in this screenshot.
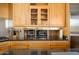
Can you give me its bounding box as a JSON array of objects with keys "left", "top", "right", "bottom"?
[
  {"left": 29, "top": 41, "right": 50, "bottom": 49},
  {"left": 50, "top": 41, "right": 70, "bottom": 49},
  {"left": 0, "top": 42, "right": 9, "bottom": 52},
  {"left": 10, "top": 41, "right": 29, "bottom": 49}
]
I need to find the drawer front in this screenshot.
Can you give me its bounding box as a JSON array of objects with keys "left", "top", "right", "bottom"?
[
  {"left": 50, "top": 41, "right": 70, "bottom": 49},
  {"left": 29, "top": 41, "right": 50, "bottom": 49},
  {"left": 10, "top": 41, "right": 29, "bottom": 49}
]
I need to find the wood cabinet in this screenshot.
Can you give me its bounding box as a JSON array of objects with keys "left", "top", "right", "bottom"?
[
  {"left": 9, "top": 41, "right": 68, "bottom": 49},
  {"left": 0, "top": 42, "right": 10, "bottom": 54},
  {"left": 10, "top": 41, "right": 29, "bottom": 49},
  {"left": 9, "top": 41, "right": 69, "bottom": 50},
  {"left": 13, "top": 3, "right": 67, "bottom": 27},
  {"left": 49, "top": 3, "right": 66, "bottom": 27},
  {"left": 13, "top": 3, "right": 29, "bottom": 27},
  {"left": 29, "top": 4, "right": 49, "bottom": 26},
  {"left": 13, "top": 3, "right": 49, "bottom": 27},
  {"left": 50, "top": 41, "right": 70, "bottom": 50},
  {"left": 29, "top": 41, "right": 50, "bottom": 49},
  {"left": 0, "top": 41, "right": 70, "bottom": 53},
  {"left": 0, "top": 4, "right": 9, "bottom": 19}
]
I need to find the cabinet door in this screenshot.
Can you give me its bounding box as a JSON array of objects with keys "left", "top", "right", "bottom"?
[
  {"left": 50, "top": 41, "right": 70, "bottom": 49},
  {"left": 30, "top": 8, "right": 38, "bottom": 26},
  {"left": 29, "top": 4, "right": 49, "bottom": 26},
  {"left": 29, "top": 41, "right": 50, "bottom": 49},
  {"left": 10, "top": 41, "right": 29, "bottom": 49},
  {"left": 49, "top": 3, "right": 66, "bottom": 27},
  {"left": 39, "top": 8, "right": 49, "bottom": 26},
  {"left": 13, "top": 4, "right": 29, "bottom": 27},
  {"left": 24, "top": 4, "right": 30, "bottom": 26}
]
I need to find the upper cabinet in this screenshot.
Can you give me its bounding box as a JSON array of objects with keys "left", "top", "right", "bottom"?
[
  {"left": 13, "top": 3, "right": 30, "bottom": 27},
  {"left": 0, "top": 4, "right": 9, "bottom": 19},
  {"left": 49, "top": 3, "right": 66, "bottom": 27},
  {"left": 13, "top": 3, "right": 67, "bottom": 27}
]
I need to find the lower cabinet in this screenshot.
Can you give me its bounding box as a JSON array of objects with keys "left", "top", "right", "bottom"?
[
  {"left": 10, "top": 41, "right": 29, "bottom": 49},
  {"left": 29, "top": 41, "right": 50, "bottom": 49},
  {"left": 50, "top": 41, "right": 70, "bottom": 48},
  {"left": 50, "top": 41, "right": 70, "bottom": 51},
  {"left": 0, "top": 41, "right": 70, "bottom": 55},
  {"left": 0, "top": 42, "right": 10, "bottom": 55},
  {"left": 10, "top": 41, "right": 70, "bottom": 50}
]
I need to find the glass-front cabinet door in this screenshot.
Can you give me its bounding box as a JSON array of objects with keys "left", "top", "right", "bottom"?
[
  {"left": 31, "top": 9, "right": 38, "bottom": 25},
  {"left": 40, "top": 9, "right": 48, "bottom": 26},
  {"left": 29, "top": 3, "right": 49, "bottom": 26}
]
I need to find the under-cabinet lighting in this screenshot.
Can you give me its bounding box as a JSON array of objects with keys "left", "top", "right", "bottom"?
[{"left": 26, "top": 27, "right": 61, "bottom": 30}]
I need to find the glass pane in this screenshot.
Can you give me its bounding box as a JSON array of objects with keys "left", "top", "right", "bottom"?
[
  {"left": 27, "top": 30, "right": 36, "bottom": 40},
  {"left": 31, "top": 9, "right": 38, "bottom": 25},
  {"left": 36, "top": 30, "right": 47, "bottom": 40}
]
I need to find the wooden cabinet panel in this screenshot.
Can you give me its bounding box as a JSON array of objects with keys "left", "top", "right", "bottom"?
[
  {"left": 13, "top": 4, "right": 29, "bottom": 27},
  {"left": 29, "top": 41, "right": 50, "bottom": 49},
  {"left": 29, "top": 4, "right": 49, "bottom": 26},
  {"left": 8, "top": 41, "right": 70, "bottom": 50},
  {"left": 9, "top": 41, "right": 50, "bottom": 49},
  {"left": 39, "top": 8, "right": 49, "bottom": 26},
  {"left": 54, "top": 4, "right": 66, "bottom": 26},
  {"left": 24, "top": 4, "right": 30, "bottom": 26},
  {"left": 0, "top": 41, "right": 70, "bottom": 53},
  {"left": 13, "top": 3, "right": 67, "bottom": 27},
  {"left": 10, "top": 41, "right": 29, "bottom": 49},
  {"left": 49, "top": 3, "right": 66, "bottom": 27},
  {"left": 50, "top": 41, "right": 70, "bottom": 49},
  {"left": 0, "top": 42, "right": 9, "bottom": 53},
  {"left": 0, "top": 4, "right": 9, "bottom": 19}
]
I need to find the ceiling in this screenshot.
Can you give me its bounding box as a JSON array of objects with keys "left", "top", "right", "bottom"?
[{"left": 70, "top": 3, "right": 79, "bottom": 15}]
